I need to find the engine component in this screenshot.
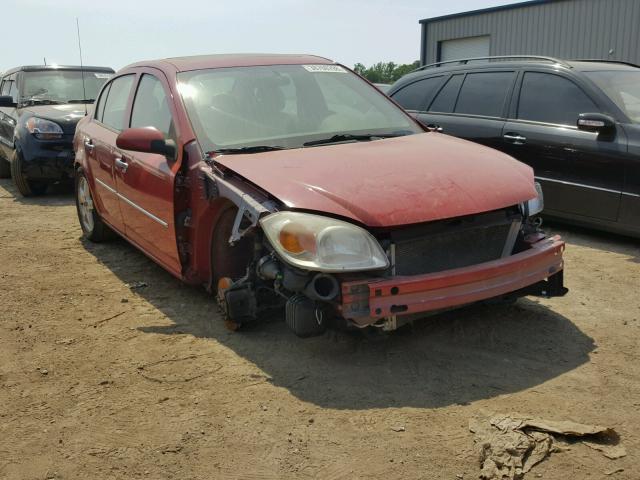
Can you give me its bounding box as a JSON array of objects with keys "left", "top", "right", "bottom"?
[
  {"left": 285, "top": 294, "right": 327, "bottom": 338},
  {"left": 304, "top": 273, "right": 339, "bottom": 301},
  {"left": 256, "top": 255, "right": 280, "bottom": 280}
]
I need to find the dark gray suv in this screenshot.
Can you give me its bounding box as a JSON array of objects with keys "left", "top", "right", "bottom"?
[{"left": 389, "top": 56, "right": 640, "bottom": 238}]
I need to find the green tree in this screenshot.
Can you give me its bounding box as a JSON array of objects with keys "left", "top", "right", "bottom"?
[{"left": 352, "top": 60, "right": 420, "bottom": 84}]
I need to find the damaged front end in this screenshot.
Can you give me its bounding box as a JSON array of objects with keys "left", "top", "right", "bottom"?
[{"left": 205, "top": 166, "right": 566, "bottom": 337}]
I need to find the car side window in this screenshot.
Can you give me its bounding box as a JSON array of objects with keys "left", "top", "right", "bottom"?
[
  {"left": 130, "top": 74, "right": 174, "bottom": 139},
  {"left": 455, "top": 72, "right": 515, "bottom": 118},
  {"left": 517, "top": 72, "right": 598, "bottom": 126},
  {"left": 1, "top": 74, "right": 17, "bottom": 101},
  {"left": 94, "top": 82, "right": 111, "bottom": 123},
  {"left": 428, "top": 74, "right": 464, "bottom": 113},
  {"left": 101, "top": 74, "right": 135, "bottom": 131},
  {"left": 392, "top": 76, "right": 443, "bottom": 111}
]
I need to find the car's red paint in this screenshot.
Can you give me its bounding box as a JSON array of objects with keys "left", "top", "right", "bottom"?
[
  {"left": 73, "top": 53, "right": 565, "bottom": 332},
  {"left": 215, "top": 132, "right": 537, "bottom": 228},
  {"left": 341, "top": 236, "right": 565, "bottom": 323}
]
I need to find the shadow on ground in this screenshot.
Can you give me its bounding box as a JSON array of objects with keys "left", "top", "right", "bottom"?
[
  {"left": 82, "top": 235, "right": 595, "bottom": 410},
  {"left": 545, "top": 220, "right": 639, "bottom": 264},
  {"left": 0, "top": 178, "right": 73, "bottom": 207}
]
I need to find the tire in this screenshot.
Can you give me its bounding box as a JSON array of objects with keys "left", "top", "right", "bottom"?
[
  {"left": 0, "top": 156, "right": 10, "bottom": 178},
  {"left": 75, "top": 167, "right": 115, "bottom": 242},
  {"left": 10, "top": 150, "right": 48, "bottom": 196}
]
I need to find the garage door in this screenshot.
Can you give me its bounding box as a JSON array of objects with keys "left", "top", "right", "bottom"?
[{"left": 440, "top": 35, "right": 490, "bottom": 62}]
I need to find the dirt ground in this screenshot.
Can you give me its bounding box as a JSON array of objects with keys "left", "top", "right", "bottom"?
[{"left": 1, "top": 177, "right": 639, "bottom": 480}]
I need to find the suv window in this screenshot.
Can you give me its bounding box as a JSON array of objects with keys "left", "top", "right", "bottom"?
[
  {"left": 101, "top": 75, "right": 134, "bottom": 131},
  {"left": 517, "top": 72, "right": 597, "bottom": 126},
  {"left": 1, "top": 74, "right": 17, "bottom": 101},
  {"left": 455, "top": 72, "right": 514, "bottom": 117},
  {"left": 130, "top": 74, "right": 174, "bottom": 139},
  {"left": 429, "top": 74, "right": 464, "bottom": 113},
  {"left": 392, "top": 76, "right": 443, "bottom": 111}
]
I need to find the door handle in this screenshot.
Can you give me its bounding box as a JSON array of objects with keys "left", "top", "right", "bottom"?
[
  {"left": 84, "top": 138, "right": 95, "bottom": 153},
  {"left": 114, "top": 157, "right": 128, "bottom": 173},
  {"left": 426, "top": 124, "right": 443, "bottom": 133},
  {"left": 503, "top": 133, "right": 527, "bottom": 144}
]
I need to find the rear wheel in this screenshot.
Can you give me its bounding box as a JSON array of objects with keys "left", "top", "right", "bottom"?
[
  {"left": 75, "top": 167, "right": 115, "bottom": 242},
  {"left": 10, "top": 150, "right": 48, "bottom": 196}
]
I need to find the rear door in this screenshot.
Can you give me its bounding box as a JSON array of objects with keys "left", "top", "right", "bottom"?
[
  {"left": 81, "top": 74, "right": 136, "bottom": 233},
  {"left": 417, "top": 70, "right": 516, "bottom": 151},
  {"left": 115, "top": 70, "right": 182, "bottom": 274},
  {"left": 502, "top": 71, "right": 626, "bottom": 221}
]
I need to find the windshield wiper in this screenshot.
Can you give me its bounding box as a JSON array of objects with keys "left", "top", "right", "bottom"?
[
  {"left": 212, "top": 145, "right": 287, "bottom": 155},
  {"left": 303, "top": 132, "right": 405, "bottom": 147},
  {"left": 67, "top": 99, "right": 96, "bottom": 104},
  {"left": 21, "top": 98, "right": 63, "bottom": 106}
]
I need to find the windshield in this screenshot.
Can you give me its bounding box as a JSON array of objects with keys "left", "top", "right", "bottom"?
[
  {"left": 177, "top": 64, "right": 421, "bottom": 151},
  {"left": 585, "top": 70, "right": 640, "bottom": 123},
  {"left": 20, "top": 70, "right": 112, "bottom": 105}
]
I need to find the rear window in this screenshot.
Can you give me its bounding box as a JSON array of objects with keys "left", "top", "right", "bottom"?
[
  {"left": 455, "top": 72, "right": 514, "bottom": 117},
  {"left": 428, "top": 74, "right": 464, "bottom": 113},
  {"left": 101, "top": 75, "right": 134, "bottom": 131},
  {"left": 517, "top": 72, "right": 597, "bottom": 126},
  {"left": 392, "top": 76, "right": 443, "bottom": 111}
]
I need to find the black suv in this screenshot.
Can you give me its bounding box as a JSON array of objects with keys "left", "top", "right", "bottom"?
[
  {"left": 0, "top": 65, "right": 114, "bottom": 196},
  {"left": 389, "top": 56, "right": 640, "bottom": 238}
]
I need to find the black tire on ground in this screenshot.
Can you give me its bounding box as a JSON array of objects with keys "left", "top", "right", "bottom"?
[
  {"left": 10, "top": 150, "right": 48, "bottom": 196},
  {"left": 0, "top": 156, "right": 10, "bottom": 178},
  {"left": 75, "top": 167, "right": 115, "bottom": 242}
]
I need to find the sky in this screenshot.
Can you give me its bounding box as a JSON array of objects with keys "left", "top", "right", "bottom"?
[{"left": 3, "top": 0, "right": 516, "bottom": 73}]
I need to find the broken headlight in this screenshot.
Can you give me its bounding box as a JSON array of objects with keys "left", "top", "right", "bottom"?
[
  {"left": 260, "top": 212, "right": 389, "bottom": 272},
  {"left": 522, "top": 182, "right": 544, "bottom": 217}
]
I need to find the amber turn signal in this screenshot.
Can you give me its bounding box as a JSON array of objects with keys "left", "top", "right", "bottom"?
[{"left": 278, "top": 223, "right": 315, "bottom": 254}]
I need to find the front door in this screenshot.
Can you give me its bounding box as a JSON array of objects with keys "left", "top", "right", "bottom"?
[
  {"left": 114, "top": 71, "right": 182, "bottom": 274},
  {"left": 501, "top": 71, "right": 625, "bottom": 222}
]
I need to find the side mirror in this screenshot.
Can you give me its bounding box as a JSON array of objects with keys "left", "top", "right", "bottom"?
[
  {"left": 116, "top": 127, "right": 177, "bottom": 160},
  {"left": 577, "top": 113, "right": 615, "bottom": 133},
  {"left": 0, "top": 95, "right": 17, "bottom": 108}
]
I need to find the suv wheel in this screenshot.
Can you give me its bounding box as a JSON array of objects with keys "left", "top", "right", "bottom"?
[
  {"left": 0, "top": 156, "right": 9, "bottom": 178},
  {"left": 75, "top": 167, "right": 115, "bottom": 242},
  {"left": 10, "top": 150, "right": 47, "bottom": 196}
]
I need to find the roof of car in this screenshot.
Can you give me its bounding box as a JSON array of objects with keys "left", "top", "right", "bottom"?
[
  {"left": 2, "top": 65, "right": 115, "bottom": 76},
  {"left": 122, "top": 53, "right": 335, "bottom": 74},
  {"left": 392, "top": 58, "right": 639, "bottom": 89}
]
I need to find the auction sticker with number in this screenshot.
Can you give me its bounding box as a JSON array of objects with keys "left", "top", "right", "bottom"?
[{"left": 303, "top": 65, "right": 346, "bottom": 73}]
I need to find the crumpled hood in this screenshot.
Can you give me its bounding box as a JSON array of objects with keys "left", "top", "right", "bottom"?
[
  {"left": 19, "top": 104, "right": 88, "bottom": 134},
  {"left": 215, "top": 133, "right": 536, "bottom": 228}
]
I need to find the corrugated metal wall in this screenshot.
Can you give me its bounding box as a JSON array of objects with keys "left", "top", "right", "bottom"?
[{"left": 421, "top": 0, "right": 640, "bottom": 65}]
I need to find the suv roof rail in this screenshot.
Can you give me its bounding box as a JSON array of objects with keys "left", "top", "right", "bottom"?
[
  {"left": 571, "top": 59, "right": 640, "bottom": 68},
  {"left": 413, "top": 55, "right": 572, "bottom": 72}
]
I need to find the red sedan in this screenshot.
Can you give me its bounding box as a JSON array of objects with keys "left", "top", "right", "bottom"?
[{"left": 73, "top": 54, "right": 566, "bottom": 337}]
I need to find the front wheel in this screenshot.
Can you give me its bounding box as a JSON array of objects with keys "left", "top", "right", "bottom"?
[
  {"left": 75, "top": 167, "right": 115, "bottom": 242},
  {"left": 0, "top": 156, "right": 10, "bottom": 178},
  {"left": 10, "top": 150, "right": 47, "bottom": 196}
]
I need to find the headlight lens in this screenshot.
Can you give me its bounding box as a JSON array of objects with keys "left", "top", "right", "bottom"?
[
  {"left": 260, "top": 212, "right": 389, "bottom": 272},
  {"left": 523, "top": 182, "right": 544, "bottom": 216},
  {"left": 26, "top": 117, "right": 64, "bottom": 140}
]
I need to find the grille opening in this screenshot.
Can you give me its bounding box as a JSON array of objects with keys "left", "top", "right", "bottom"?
[{"left": 389, "top": 209, "right": 521, "bottom": 276}]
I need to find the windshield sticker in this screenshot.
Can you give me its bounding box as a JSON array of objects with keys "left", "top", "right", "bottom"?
[
  {"left": 303, "top": 65, "right": 347, "bottom": 73},
  {"left": 93, "top": 73, "right": 112, "bottom": 79}
]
